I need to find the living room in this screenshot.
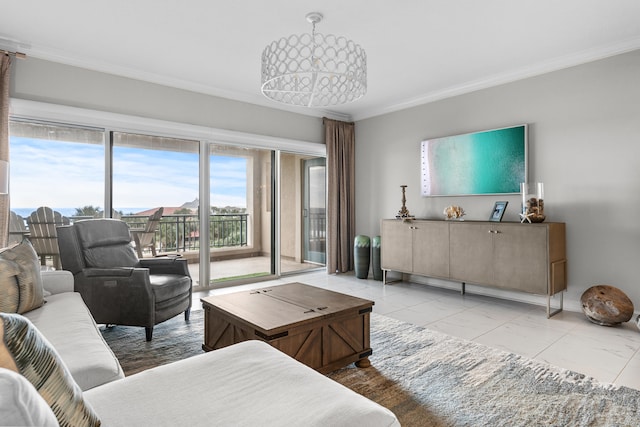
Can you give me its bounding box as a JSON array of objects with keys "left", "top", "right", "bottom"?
[{"left": 2, "top": 2, "right": 640, "bottom": 425}]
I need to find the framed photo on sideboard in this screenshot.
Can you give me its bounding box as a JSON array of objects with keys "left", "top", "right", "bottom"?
[{"left": 489, "top": 201, "right": 508, "bottom": 222}]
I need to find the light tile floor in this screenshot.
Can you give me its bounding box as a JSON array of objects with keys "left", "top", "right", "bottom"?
[{"left": 193, "top": 270, "right": 640, "bottom": 391}]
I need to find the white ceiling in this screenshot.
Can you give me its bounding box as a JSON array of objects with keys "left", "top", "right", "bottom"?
[{"left": 2, "top": 1, "right": 640, "bottom": 121}]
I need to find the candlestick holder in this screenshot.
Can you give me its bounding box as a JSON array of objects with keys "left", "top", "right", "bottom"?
[{"left": 396, "top": 185, "right": 415, "bottom": 221}]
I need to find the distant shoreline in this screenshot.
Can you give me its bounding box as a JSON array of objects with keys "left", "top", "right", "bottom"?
[{"left": 11, "top": 208, "right": 150, "bottom": 218}]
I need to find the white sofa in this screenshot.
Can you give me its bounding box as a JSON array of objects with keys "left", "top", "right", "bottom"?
[{"left": 2, "top": 271, "right": 400, "bottom": 427}]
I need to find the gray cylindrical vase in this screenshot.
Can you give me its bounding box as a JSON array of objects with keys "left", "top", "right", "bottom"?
[
  {"left": 354, "top": 235, "right": 371, "bottom": 279},
  {"left": 371, "top": 235, "right": 382, "bottom": 281}
]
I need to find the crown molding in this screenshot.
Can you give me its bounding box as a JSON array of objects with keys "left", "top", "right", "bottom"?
[
  {"left": 21, "top": 36, "right": 640, "bottom": 123},
  {"left": 351, "top": 37, "right": 640, "bottom": 121}
]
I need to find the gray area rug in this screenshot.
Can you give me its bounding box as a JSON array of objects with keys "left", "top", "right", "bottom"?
[{"left": 102, "top": 310, "right": 640, "bottom": 426}]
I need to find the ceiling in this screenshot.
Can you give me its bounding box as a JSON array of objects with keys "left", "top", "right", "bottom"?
[{"left": 2, "top": 1, "right": 640, "bottom": 121}]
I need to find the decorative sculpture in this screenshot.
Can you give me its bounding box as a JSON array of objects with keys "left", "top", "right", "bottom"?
[
  {"left": 444, "top": 205, "right": 465, "bottom": 220},
  {"left": 581, "top": 285, "right": 633, "bottom": 326},
  {"left": 520, "top": 182, "right": 545, "bottom": 223}
]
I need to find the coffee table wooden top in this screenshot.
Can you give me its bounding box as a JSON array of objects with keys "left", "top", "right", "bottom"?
[{"left": 201, "top": 282, "right": 374, "bottom": 334}]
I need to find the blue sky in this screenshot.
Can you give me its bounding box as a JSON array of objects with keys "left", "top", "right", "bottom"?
[{"left": 10, "top": 137, "right": 247, "bottom": 210}]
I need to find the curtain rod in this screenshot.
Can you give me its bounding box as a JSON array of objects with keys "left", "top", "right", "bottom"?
[{"left": 0, "top": 49, "right": 27, "bottom": 59}]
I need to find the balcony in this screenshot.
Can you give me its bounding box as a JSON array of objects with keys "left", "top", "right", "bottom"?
[
  {"left": 122, "top": 213, "right": 249, "bottom": 253},
  {"left": 121, "top": 213, "right": 322, "bottom": 288}
]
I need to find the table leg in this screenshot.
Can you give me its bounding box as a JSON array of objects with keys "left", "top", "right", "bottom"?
[{"left": 355, "top": 357, "right": 371, "bottom": 368}]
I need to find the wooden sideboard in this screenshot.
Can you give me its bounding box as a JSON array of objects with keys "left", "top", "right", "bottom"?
[{"left": 380, "top": 219, "right": 567, "bottom": 317}]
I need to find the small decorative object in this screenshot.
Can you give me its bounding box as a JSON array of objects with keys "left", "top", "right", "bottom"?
[
  {"left": 580, "top": 285, "right": 634, "bottom": 326},
  {"left": 371, "top": 236, "right": 382, "bottom": 281},
  {"left": 444, "top": 205, "right": 465, "bottom": 220},
  {"left": 489, "top": 201, "right": 508, "bottom": 222},
  {"left": 636, "top": 314, "right": 640, "bottom": 331},
  {"left": 354, "top": 235, "right": 371, "bottom": 279},
  {"left": 396, "top": 185, "right": 415, "bottom": 221},
  {"left": 520, "top": 182, "right": 545, "bottom": 223}
]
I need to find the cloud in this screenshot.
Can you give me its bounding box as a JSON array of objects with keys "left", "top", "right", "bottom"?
[{"left": 11, "top": 138, "right": 249, "bottom": 209}]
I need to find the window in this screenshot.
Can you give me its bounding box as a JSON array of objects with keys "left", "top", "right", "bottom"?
[
  {"left": 9, "top": 108, "right": 325, "bottom": 287},
  {"left": 9, "top": 120, "right": 105, "bottom": 219}
]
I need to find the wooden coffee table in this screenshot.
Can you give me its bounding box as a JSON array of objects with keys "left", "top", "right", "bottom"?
[{"left": 201, "top": 282, "right": 374, "bottom": 373}]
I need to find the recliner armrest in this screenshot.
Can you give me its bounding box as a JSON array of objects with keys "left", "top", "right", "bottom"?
[
  {"left": 139, "top": 257, "right": 190, "bottom": 277},
  {"left": 83, "top": 267, "right": 138, "bottom": 277}
]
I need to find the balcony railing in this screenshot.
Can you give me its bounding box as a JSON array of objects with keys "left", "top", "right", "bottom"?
[{"left": 122, "top": 213, "right": 248, "bottom": 253}]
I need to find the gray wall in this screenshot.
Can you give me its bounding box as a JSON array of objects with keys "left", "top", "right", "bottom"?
[
  {"left": 355, "top": 49, "right": 640, "bottom": 312},
  {"left": 11, "top": 58, "right": 324, "bottom": 144}
]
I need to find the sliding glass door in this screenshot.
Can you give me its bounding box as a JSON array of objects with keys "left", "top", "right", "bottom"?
[
  {"left": 9, "top": 116, "right": 325, "bottom": 286},
  {"left": 208, "top": 143, "right": 274, "bottom": 285},
  {"left": 279, "top": 153, "right": 326, "bottom": 274},
  {"left": 303, "top": 157, "right": 326, "bottom": 265},
  {"left": 112, "top": 132, "right": 200, "bottom": 278}
]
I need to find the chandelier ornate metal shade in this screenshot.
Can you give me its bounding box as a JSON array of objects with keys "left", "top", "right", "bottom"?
[{"left": 261, "top": 12, "right": 367, "bottom": 108}]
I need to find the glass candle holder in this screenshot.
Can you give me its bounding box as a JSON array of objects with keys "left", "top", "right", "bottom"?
[{"left": 520, "top": 182, "right": 545, "bottom": 223}]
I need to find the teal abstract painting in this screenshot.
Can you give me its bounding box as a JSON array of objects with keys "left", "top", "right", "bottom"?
[{"left": 421, "top": 125, "right": 527, "bottom": 196}]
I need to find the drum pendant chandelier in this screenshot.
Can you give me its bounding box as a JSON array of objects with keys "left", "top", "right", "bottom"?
[{"left": 261, "top": 12, "right": 367, "bottom": 108}]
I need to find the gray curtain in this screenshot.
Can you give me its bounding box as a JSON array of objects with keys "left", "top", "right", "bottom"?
[
  {"left": 0, "top": 54, "right": 11, "bottom": 247},
  {"left": 325, "top": 118, "right": 355, "bottom": 273}
]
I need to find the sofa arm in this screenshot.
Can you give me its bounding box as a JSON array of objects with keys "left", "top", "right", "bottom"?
[{"left": 41, "top": 270, "right": 74, "bottom": 295}]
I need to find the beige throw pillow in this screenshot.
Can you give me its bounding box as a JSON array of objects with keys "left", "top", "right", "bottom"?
[
  {"left": 0, "top": 313, "right": 101, "bottom": 427},
  {"left": 0, "top": 240, "right": 45, "bottom": 313},
  {"left": 0, "top": 258, "right": 21, "bottom": 312}
]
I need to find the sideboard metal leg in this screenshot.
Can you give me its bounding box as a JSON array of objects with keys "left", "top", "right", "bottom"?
[
  {"left": 547, "top": 292, "right": 564, "bottom": 318},
  {"left": 461, "top": 282, "right": 466, "bottom": 295},
  {"left": 382, "top": 269, "right": 402, "bottom": 285}
]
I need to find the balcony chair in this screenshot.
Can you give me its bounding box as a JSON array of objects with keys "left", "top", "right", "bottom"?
[
  {"left": 8, "top": 211, "right": 29, "bottom": 245},
  {"left": 131, "top": 207, "right": 163, "bottom": 258},
  {"left": 26, "top": 206, "right": 70, "bottom": 269},
  {"left": 57, "top": 218, "right": 192, "bottom": 341}
]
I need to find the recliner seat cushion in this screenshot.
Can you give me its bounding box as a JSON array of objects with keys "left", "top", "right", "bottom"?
[{"left": 150, "top": 275, "right": 192, "bottom": 302}]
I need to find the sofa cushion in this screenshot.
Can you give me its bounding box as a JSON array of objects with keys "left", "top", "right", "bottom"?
[
  {"left": 84, "top": 340, "right": 400, "bottom": 427},
  {"left": 24, "top": 292, "right": 124, "bottom": 390},
  {"left": 0, "top": 313, "right": 101, "bottom": 427},
  {"left": 0, "top": 257, "right": 20, "bottom": 312},
  {"left": 0, "top": 367, "right": 59, "bottom": 427},
  {"left": 0, "top": 240, "right": 45, "bottom": 313}
]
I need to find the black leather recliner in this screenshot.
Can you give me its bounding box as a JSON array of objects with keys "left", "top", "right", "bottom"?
[{"left": 57, "top": 218, "right": 192, "bottom": 341}]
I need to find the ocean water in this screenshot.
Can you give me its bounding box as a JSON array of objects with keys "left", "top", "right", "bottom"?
[{"left": 11, "top": 208, "right": 150, "bottom": 218}]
